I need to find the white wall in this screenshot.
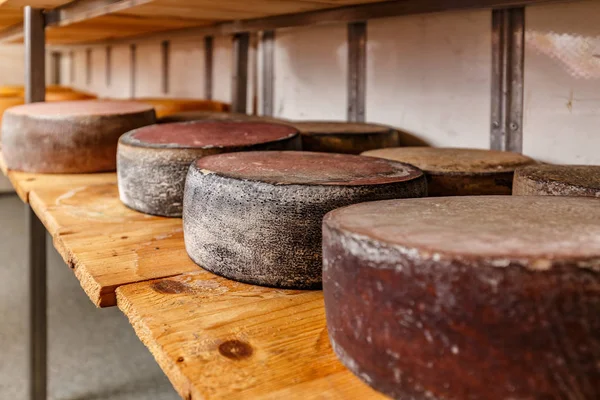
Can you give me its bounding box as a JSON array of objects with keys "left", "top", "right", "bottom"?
[
  {"left": 274, "top": 24, "right": 348, "bottom": 120},
  {"left": 522, "top": 1, "right": 600, "bottom": 164},
  {"left": 367, "top": 11, "right": 491, "bottom": 148}
]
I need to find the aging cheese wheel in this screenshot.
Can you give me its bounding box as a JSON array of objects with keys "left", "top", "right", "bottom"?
[
  {"left": 134, "top": 98, "right": 229, "bottom": 118},
  {"left": 118, "top": 121, "right": 301, "bottom": 217},
  {"left": 183, "top": 151, "right": 426, "bottom": 288},
  {"left": 323, "top": 196, "right": 600, "bottom": 400},
  {"left": 2, "top": 100, "right": 156, "bottom": 173},
  {"left": 362, "top": 147, "right": 536, "bottom": 196},
  {"left": 291, "top": 121, "right": 399, "bottom": 154},
  {"left": 513, "top": 164, "right": 600, "bottom": 197},
  {"left": 158, "top": 110, "right": 286, "bottom": 124}
]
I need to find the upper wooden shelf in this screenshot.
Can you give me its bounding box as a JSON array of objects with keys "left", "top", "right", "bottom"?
[
  {"left": 0, "top": 0, "right": 566, "bottom": 45},
  {"left": 0, "top": 0, "right": 385, "bottom": 44}
]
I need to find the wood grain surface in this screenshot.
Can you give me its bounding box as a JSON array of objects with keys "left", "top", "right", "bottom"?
[{"left": 117, "top": 271, "right": 386, "bottom": 400}]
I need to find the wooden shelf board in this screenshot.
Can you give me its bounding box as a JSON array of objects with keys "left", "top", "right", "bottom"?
[
  {"left": 27, "top": 179, "right": 200, "bottom": 307},
  {"left": 117, "top": 271, "right": 385, "bottom": 399},
  {"left": 2, "top": 156, "right": 385, "bottom": 397}
]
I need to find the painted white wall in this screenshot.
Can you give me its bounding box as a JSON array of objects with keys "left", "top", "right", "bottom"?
[
  {"left": 366, "top": 10, "right": 491, "bottom": 148},
  {"left": 109, "top": 46, "right": 132, "bottom": 99},
  {"left": 213, "top": 36, "right": 233, "bottom": 104},
  {"left": 134, "top": 42, "right": 162, "bottom": 98},
  {"left": 523, "top": 1, "right": 600, "bottom": 164},
  {"left": 0, "top": 45, "right": 24, "bottom": 86},
  {"left": 273, "top": 24, "right": 348, "bottom": 120},
  {"left": 170, "top": 39, "right": 205, "bottom": 99}
]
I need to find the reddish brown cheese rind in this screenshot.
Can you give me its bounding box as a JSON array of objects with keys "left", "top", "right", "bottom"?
[
  {"left": 513, "top": 164, "right": 600, "bottom": 198},
  {"left": 183, "top": 151, "right": 427, "bottom": 288},
  {"left": 362, "top": 147, "right": 537, "bottom": 196},
  {"left": 2, "top": 100, "right": 156, "bottom": 173},
  {"left": 118, "top": 122, "right": 301, "bottom": 217},
  {"left": 292, "top": 121, "right": 400, "bottom": 154},
  {"left": 126, "top": 121, "right": 298, "bottom": 148},
  {"left": 322, "top": 196, "right": 600, "bottom": 400}
]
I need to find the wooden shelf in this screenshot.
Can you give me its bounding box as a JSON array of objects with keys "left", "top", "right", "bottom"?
[
  {"left": 0, "top": 155, "right": 385, "bottom": 398},
  {"left": 1, "top": 0, "right": 565, "bottom": 45},
  {"left": 117, "top": 272, "right": 384, "bottom": 399}
]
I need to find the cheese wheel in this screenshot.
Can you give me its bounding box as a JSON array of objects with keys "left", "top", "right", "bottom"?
[
  {"left": 363, "top": 147, "right": 536, "bottom": 196},
  {"left": 291, "top": 121, "right": 399, "bottom": 154},
  {"left": 118, "top": 121, "right": 301, "bottom": 217},
  {"left": 0, "top": 96, "right": 25, "bottom": 131},
  {"left": 134, "top": 98, "right": 229, "bottom": 118},
  {"left": 158, "top": 110, "right": 287, "bottom": 124},
  {"left": 513, "top": 164, "right": 600, "bottom": 198},
  {"left": 323, "top": 196, "right": 600, "bottom": 400},
  {"left": 2, "top": 101, "right": 156, "bottom": 173},
  {"left": 183, "top": 151, "right": 426, "bottom": 288}
]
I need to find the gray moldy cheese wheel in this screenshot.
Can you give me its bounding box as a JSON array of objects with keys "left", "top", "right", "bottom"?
[
  {"left": 1, "top": 100, "right": 155, "bottom": 173},
  {"left": 323, "top": 196, "right": 600, "bottom": 400},
  {"left": 513, "top": 164, "right": 600, "bottom": 197},
  {"left": 158, "top": 110, "right": 287, "bottom": 124},
  {"left": 291, "top": 121, "right": 399, "bottom": 154},
  {"left": 118, "top": 121, "right": 301, "bottom": 217},
  {"left": 183, "top": 151, "right": 426, "bottom": 289},
  {"left": 362, "top": 147, "right": 536, "bottom": 196}
]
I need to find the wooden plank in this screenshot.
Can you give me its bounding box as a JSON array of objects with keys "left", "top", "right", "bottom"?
[
  {"left": 1, "top": 151, "right": 115, "bottom": 202},
  {"left": 27, "top": 180, "right": 199, "bottom": 307},
  {"left": 117, "top": 272, "right": 385, "bottom": 399}
]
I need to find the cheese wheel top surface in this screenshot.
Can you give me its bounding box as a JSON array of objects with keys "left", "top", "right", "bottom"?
[
  {"left": 123, "top": 121, "right": 298, "bottom": 148},
  {"left": 6, "top": 100, "right": 154, "bottom": 118},
  {"left": 326, "top": 196, "right": 600, "bottom": 267},
  {"left": 196, "top": 151, "right": 423, "bottom": 186},
  {"left": 517, "top": 164, "right": 600, "bottom": 191},
  {"left": 362, "top": 147, "right": 535, "bottom": 174},
  {"left": 292, "top": 121, "right": 391, "bottom": 135}
]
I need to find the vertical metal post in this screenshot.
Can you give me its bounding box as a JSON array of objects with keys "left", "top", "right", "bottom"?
[
  {"left": 50, "top": 52, "right": 61, "bottom": 85},
  {"left": 130, "top": 44, "right": 136, "bottom": 98},
  {"left": 25, "top": 7, "right": 45, "bottom": 103},
  {"left": 232, "top": 33, "right": 250, "bottom": 113},
  {"left": 106, "top": 46, "right": 112, "bottom": 87},
  {"left": 85, "top": 48, "right": 92, "bottom": 86},
  {"left": 491, "top": 8, "right": 525, "bottom": 152},
  {"left": 161, "top": 40, "right": 170, "bottom": 95},
  {"left": 26, "top": 207, "right": 47, "bottom": 400},
  {"left": 347, "top": 21, "right": 367, "bottom": 122},
  {"left": 69, "top": 51, "right": 74, "bottom": 84},
  {"left": 261, "top": 30, "right": 275, "bottom": 117},
  {"left": 24, "top": 8, "right": 47, "bottom": 400},
  {"left": 204, "top": 36, "right": 213, "bottom": 100}
]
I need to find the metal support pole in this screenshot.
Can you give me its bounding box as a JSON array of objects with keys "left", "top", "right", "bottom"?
[
  {"left": 85, "top": 48, "right": 92, "bottom": 86},
  {"left": 347, "top": 21, "right": 366, "bottom": 122},
  {"left": 204, "top": 36, "right": 213, "bottom": 100},
  {"left": 261, "top": 30, "right": 275, "bottom": 117},
  {"left": 26, "top": 207, "right": 47, "bottom": 400},
  {"left": 25, "top": 8, "right": 47, "bottom": 400},
  {"left": 50, "top": 52, "right": 61, "bottom": 85},
  {"left": 106, "top": 46, "right": 112, "bottom": 87},
  {"left": 161, "top": 40, "right": 170, "bottom": 94},
  {"left": 25, "top": 7, "right": 45, "bottom": 103},
  {"left": 130, "top": 44, "right": 136, "bottom": 98},
  {"left": 69, "top": 51, "right": 74, "bottom": 84},
  {"left": 231, "top": 33, "right": 250, "bottom": 113},
  {"left": 490, "top": 8, "right": 524, "bottom": 152}
]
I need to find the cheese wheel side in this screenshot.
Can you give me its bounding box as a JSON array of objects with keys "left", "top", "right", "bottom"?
[{"left": 2, "top": 103, "right": 156, "bottom": 173}]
